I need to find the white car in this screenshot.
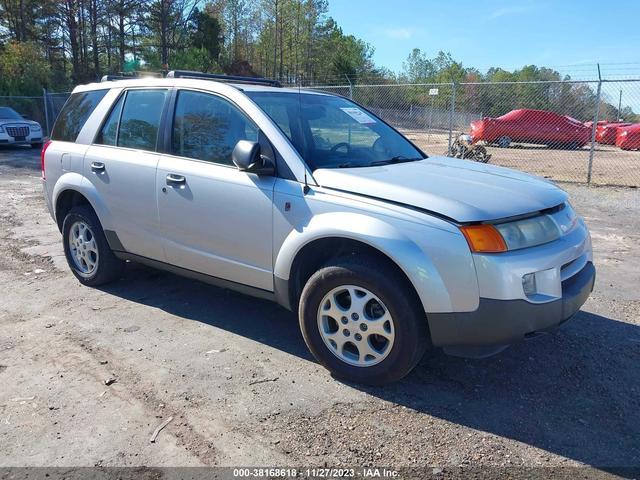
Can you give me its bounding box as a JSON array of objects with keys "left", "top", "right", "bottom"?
[{"left": 0, "top": 107, "right": 44, "bottom": 148}]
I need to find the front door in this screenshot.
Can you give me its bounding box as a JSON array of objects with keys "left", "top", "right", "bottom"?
[{"left": 156, "top": 89, "right": 275, "bottom": 291}]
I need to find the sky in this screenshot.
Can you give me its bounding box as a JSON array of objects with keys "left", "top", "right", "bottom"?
[{"left": 327, "top": 0, "right": 640, "bottom": 80}]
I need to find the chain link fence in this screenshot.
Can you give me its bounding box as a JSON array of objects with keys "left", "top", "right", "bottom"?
[
  {"left": 309, "top": 79, "right": 640, "bottom": 187},
  {"left": 0, "top": 90, "right": 71, "bottom": 139},
  {"left": 2, "top": 80, "right": 639, "bottom": 187}
]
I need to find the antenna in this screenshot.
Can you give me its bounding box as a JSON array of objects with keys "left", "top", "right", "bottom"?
[
  {"left": 298, "top": 77, "right": 311, "bottom": 195},
  {"left": 303, "top": 170, "right": 310, "bottom": 195}
]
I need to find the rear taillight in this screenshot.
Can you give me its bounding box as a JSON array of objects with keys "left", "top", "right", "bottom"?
[{"left": 41, "top": 140, "right": 52, "bottom": 180}]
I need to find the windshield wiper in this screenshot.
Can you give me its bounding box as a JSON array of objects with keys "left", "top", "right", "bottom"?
[
  {"left": 368, "top": 156, "right": 423, "bottom": 167},
  {"left": 336, "top": 162, "right": 368, "bottom": 168}
]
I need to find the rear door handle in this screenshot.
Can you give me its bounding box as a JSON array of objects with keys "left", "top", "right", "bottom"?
[
  {"left": 166, "top": 173, "right": 186, "bottom": 186},
  {"left": 91, "top": 161, "right": 105, "bottom": 172}
]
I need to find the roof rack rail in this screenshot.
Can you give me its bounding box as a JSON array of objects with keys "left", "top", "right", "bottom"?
[
  {"left": 167, "top": 70, "right": 281, "bottom": 88},
  {"left": 101, "top": 75, "right": 132, "bottom": 82},
  {"left": 100, "top": 72, "right": 163, "bottom": 82}
]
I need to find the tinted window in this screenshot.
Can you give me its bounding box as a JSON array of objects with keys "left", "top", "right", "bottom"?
[
  {"left": 51, "top": 89, "right": 108, "bottom": 142},
  {"left": 172, "top": 90, "right": 258, "bottom": 165},
  {"left": 118, "top": 89, "right": 168, "bottom": 151},
  {"left": 95, "top": 94, "right": 125, "bottom": 146}
]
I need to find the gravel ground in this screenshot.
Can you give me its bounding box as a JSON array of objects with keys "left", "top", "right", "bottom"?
[
  {"left": 0, "top": 146, "right": 639, "bottom": 476},
  {"left": 402, "top": 129, "right": 640, "bottom": 187}
]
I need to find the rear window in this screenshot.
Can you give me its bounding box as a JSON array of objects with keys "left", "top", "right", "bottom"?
[
  {"left": 118, "top": 89, "right": 168, "bottom": 151},
  {"left": 51, "top": 89, "right": 108, "bottom": 142}
]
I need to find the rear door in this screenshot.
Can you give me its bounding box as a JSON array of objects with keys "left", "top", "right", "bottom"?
[
  {"left": 83, "top": 88, "right": 170, "bottom": 260},
  {"left": 156, "top": 89, "right": 276, "bottom": 291}
]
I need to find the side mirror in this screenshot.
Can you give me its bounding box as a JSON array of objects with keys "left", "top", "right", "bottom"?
[{"left": 232, "top": 140, "right": 275, "bottom": 176}]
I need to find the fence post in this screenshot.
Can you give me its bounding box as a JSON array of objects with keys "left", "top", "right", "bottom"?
[
  {"left": 587, "top": 66, "right": 602, "bottom": 185},
  {"left": 42, "top": 88, "right": 50, "bottom": 138},
  {"left": 447, "top": 82, "right": 456, "bottom": 155},
  {"left": 344, "top": 74, "right": 353, "bottom": 100}
]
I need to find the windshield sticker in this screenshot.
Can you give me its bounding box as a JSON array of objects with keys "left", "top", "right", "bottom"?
[{"left": 340, "top": 107, "right": 376, "bottom": 124}]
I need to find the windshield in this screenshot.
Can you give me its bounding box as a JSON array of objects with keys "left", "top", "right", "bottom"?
[
  {"left": 246, "top": 91, "right": 425, "bottom": 170},
  {"left": 0, "top": 107, "right": 22, "bottom": 120}
]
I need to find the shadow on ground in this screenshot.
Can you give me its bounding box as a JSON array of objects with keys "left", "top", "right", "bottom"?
[
  {"left": 102, "top": 262, "right": 640, "bottom": 472},
  {"left": 0, "top": 145, "right": 41, "bottom": 170}
]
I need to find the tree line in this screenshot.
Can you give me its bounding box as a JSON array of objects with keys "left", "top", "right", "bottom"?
[
  {"left": 0, "top": 1, "right": 635, "bottom": 122},
  {"left": 389, "top": 49, "right": 637, "bottom": 122},
  {"left": 0, "top": 0, "right": 374, "bottom": 94}
]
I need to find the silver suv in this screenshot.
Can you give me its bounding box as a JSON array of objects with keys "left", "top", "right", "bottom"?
[{"left": 42, "top": 72, "right": 595, "bottom": 384}]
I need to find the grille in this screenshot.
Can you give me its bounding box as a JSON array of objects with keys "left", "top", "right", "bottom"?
[{"left": 6, "top": 126, "right": 29, "bottom": 138}]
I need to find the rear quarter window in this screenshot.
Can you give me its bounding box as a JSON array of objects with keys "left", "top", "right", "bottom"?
[{"left": 51, "top": 89, "right": 108, "bottom": 142}]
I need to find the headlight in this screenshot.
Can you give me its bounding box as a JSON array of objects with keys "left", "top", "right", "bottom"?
[
  {"left": 460, "top": 215, "right": 560, "bottom": 253},
  {"left": 0, "top": 126, "right": 4, "bottom": 133},
  {"left": 495, "top": 215, "right": 560, "bottom": 250},
  {"left": 30, "top": 124, "right": 41, "bottom": 131},
  {"left": 621, "top": 130, "right": 628, "bottom": 136}
]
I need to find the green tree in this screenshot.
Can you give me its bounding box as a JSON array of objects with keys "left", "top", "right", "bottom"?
[
  {"left": 0, "top": 41, "right": 50, "bottom": 95},
  {"left": 190, "top": 7, "right": 223, "bottom": 61}
]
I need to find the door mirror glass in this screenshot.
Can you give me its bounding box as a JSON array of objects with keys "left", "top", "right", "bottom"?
[{"left": 232, "top": 140, "right": 274, "bottom": 176}]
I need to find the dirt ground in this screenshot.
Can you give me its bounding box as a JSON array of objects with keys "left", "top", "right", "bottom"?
[
  {"left": 403, "top": 129, "right": 640, "bottom": 187},
  {"left": 0, "top": 146, "right": 639, "bottom": 476}
]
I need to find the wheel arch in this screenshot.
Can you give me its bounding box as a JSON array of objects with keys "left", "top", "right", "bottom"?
[
  {"left": 54, "top": 189, "right": 92, "bottom": 232},
  {"left": 287, "top": 237, "right": 424, "bottom": 312},
  {"left": 52, "top": 173, "right": 112, "bottom": 233},
  {"left": 274, "top": 212, "right": 455, "bottom": 316}
]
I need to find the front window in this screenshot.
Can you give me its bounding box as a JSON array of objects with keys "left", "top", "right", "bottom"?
[
  {"left": 0, "top": 107, "right": 22, "bottom": 120},
  {"left": 171, "top": 90, "right": 258, "bottom": 166},
  {"left": 246, "top": 92, "right": 425, "bottom": 170}
]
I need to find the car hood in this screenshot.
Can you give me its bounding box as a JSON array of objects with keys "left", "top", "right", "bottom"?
[
  {"left": 0, "top": 120, "right": 39, "bottom": 127},
  {"left": 313, "top": 156, "right": 568, "bottom": 223}
]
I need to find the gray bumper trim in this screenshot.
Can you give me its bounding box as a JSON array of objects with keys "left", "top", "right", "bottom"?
[{"left": 428, "top": 261, "right": 596, "bottom": 347}]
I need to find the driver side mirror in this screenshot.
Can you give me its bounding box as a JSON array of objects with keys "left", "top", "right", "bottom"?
[{"left": 232, "top": 140, "right": 275, "bottom": 176}]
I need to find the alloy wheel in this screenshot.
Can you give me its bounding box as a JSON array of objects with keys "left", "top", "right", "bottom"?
[
  {"left": 317, "top": 285, "right": 395, "bottom": 367},
  {"left": 68, "top": 220, "right": 99, "bottom": 276}
]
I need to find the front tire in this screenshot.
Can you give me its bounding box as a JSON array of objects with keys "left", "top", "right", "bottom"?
[
  {"left": 472, "top": 145, "right": 490, "bottom": 163},
  {"left": 62, "top": 205, "right": 124, "bottom": 286},
  {"left": 299, "top": 256, "right": 429, "bottom": 385}
]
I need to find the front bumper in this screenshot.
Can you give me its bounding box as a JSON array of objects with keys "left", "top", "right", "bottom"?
[
  {"left": 429, "top": 261, "right": 595, "bottom": 349},
  {"left": 0, "top": 131, "right": 42, "bottom": 145}
]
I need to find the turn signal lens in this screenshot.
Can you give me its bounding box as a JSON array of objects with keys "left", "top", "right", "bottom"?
[{"left": 460, "top": 225, "right": 508, "bottom": 253}]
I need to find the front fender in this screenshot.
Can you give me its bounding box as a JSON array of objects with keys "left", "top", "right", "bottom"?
[
  {"left": 52, "top": 172, "right": 114, "bottom": 231},
  {"left": 274, "top": 211, "right": 475, "bottom": 314}
]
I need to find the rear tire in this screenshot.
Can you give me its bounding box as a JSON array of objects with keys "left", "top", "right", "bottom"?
[
  {"left": 497, "top": 136, "right": 511, "bottom": 148},
  {"left": 62, "top": 205, "right": 124, "bottom": 286},
  {"left": 299, "top": 256, "right": 429, "bottom": 385}
]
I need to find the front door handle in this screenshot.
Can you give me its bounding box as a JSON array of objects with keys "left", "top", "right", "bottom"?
[
  {"left": 91, "top": 161, "right": 105, "bottom": 172},
  {"left": 166, "top": 173, "right": 186, "bottom": 186}
]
